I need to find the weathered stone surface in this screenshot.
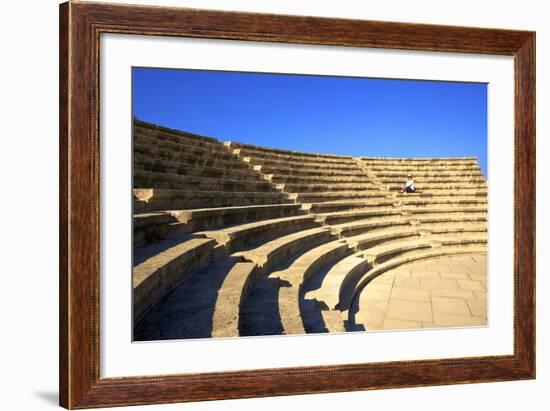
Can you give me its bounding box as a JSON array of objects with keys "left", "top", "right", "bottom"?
[
  {"left": 211, "top": 262, "right": 258, "bottom": 338},
  {"left": 132, "top": 121, "right": 488, "bottom": 339},
  {"left": 133, "top": 237, "right": 216, "bottom": 323}
]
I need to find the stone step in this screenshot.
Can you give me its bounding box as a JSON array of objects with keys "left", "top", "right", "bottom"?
[
  {"left": 133, "top": 169, "right": 277, "bottom": 192},
  {"left": 133, "top": 212, "right": 180, "bottom": 246},
  {"left": 367, "top": 163, "right": 482, "bottom": 171},
  {"left": 270, "top": 174, "right": 374, "bottom": 184},
  {"left": 211, "top": 262, "right": 258, "bottom": 338},
  {"left": 359, "top": 157, "right": 478, "bottom": 165},
  {"left": 226, "top": 141, "right": 354, "bottom": 162},
  {"left": 305, "top": 250, "right": 371, "bottom": 311},
  {"left": 134, "top": 143, "right": 251, "bottom": 173},
  {"left": 256, "top": 164, "right": 370, "bottom": 178},
  {"left": 243, "top": 156, "right": 362, "bottom": 172},
  {"left": 171, "top": 203, "right": 304, "bottom": 231},
  {"left": 413, "top": 214, "right": 487, "bottom": 225},
  {"left": 236, "top": 226, "right": 333, "bottom": 274},
  {"left": 134, "top": 152, "right": 259, "bottom": 179},
  {"left": 399, "top": 197, "right": 487, "bottom": 206},
  {"left": 232, "top": 146, "right": 356, "bottom": 165},
  {"left": 133, "top": 188, "right": 289, "bottom": 212},
  {"left": 135, "top": 120, "right": 221, "bottom": 149},
  {"left": 133, "top": 203, "right": 305, "bottom": 245},
  {"left": 379, "top": 176, "right": 486, "bottom": 184},
  {"left": 394, "top": 190, "right": 487, "bottom": 198},
  {"left": 303, "top": 199, "right": 395, "bottom": 213},
  {"left": 363, "top": 238, "right": 434, "bottom": 264},
  {"left": 373, "top": 170, "right": 483, "bottom": 177},
  {"left": 437, "top": 236, "right": 487, "bottom": 247},
  {"left": 277, "top": 182, "right": 376, "bottom": 193},
  {"left": 386, "top": 182, "right": 487, "bottom": 191},
  {"left": 422, "top": 224, "right": 487, "bottom": 235},
  {"left": 134, "top": 131, "right": 230, "bottom": 158},
  {"left": 273, "top": 240, "right": 352, "bottom": 335},
  {"left": 134, "top": 137, "right": 235, "bottom": 163},
  {"left": 402, "top": 206, "right": 487, "bottom": 215},
  {"left": 133, "top": 237, "right": 216, "bottom": 323},
  {"left": 314, "top": 207, "right": 401, "bottom": 225},
  {"left": 344, "top": 227, "right": 421, "bottom": 251},
  {"left": 294, "top": 191, "right": 386, "bottom": 203},
  {"left": 198, "top": 215, "right": 319, "bottom": 253},
  {"left": 331, "top": 216, "right": 410, "bottom": 238}
]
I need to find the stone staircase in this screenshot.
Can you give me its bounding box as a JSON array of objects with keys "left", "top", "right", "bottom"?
[{"left": 132, "top": 120, "right": 487, "bottom": 340}]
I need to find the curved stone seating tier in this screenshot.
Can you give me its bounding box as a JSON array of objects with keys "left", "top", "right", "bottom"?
[
  {"left": 423, "top": 225, "right": 487, "bottom": 235},
  {"left": 133, "top": 237, "right": 217, "bottom": 323},
  {"left": 359, "top": 157, "right": 478, "bottom": 165},
  {"left": 392, "top": 190, "right": 487, "bottom": 199},
  {"left": 226, "top": 141, "right": 354, "bottom": 162},
  {"left": 330, "top": 216, "right": 411, "bottom": 238},
  {"left": 134, "top": 143, "right": 253, "bottom": 171},
  {"left": 368, "top": 168, "right": 482, "bottom": 175},
  {"left": 399, "top": 197, "right": 487, "bottom": 206},
  {"left": 134, "top": 204, "right": 305, "bottom": 246},
  {"left": 235, "top": 226, "right": 333, "bottom": 273},
  {"left": 272, "top": 240, "right": 352, "bottom": 334},
  {"left": 374, "top": 171, "right": 484, "bottom": 179},
  {"left": 343, "top": 227, "right": 421, "bottom": 251},
  {"left": 134, "top": 139, "right": 236, "bottom": 163},
  {"left": 402, "top": 205, "right": 488, "bottom": 216},
  {"left": 134, "top": 153, "right": 260, "bottom": 180},
  {"left": 211, "top": 261, "right": 257, "bottom": 338},
  {"left": 134, "top": 139, "right": 231, "bottom": 164},
  {"left": 293, "top": 191, "right": 386, "bottom": 203},
  {"left": 363, "top": 235, "right": 478, "bottom": 267},
  {"left": 276, "top": 182, "right": 377, "bottom": 193},
  {"left": 241, "top": 156, "right": 362, "bottom": 172},
  {"left": 253, "top": 164, "right": 370, "bottom": 178},
  {"left": 134, "top": 170, "right": 277, "bottom": 192},
  {"left": 134, "top": 125, "right": 226, "bottom": 150},
  {"left": 133, "top": 188, "right": 290, "bottom": 212},
  {"left": 364, "top": 160, "right": 481, "bottom": 167},
  {"left": 412, "top": 214, "right": 487, "bottom": 225},
  {"left": 135, "top": 119, "right": 219, "bottom": 146},
  {"left": 386, "top": 182, "right": 487, "bottom": 191},
  {"left": 134, "top": 212, "right": 180, "bottom": 247},
  {"left": 305, "top": 250, "right": 372, "bottom": 311},
  {"left": 314, "top": 207, "right": 401, "bottom": 225},
  {"left": 399, "top": 195, "right": 487, "bottom": 208},
  {"left": 197, "top": 214, "right": 319, "bottom": 253},
  {"left": 269, "top": 174, "right": 375, "bottom": 184},
  {"left": 303, "top": 199, "right": 395, "bottom": 213},
  {"left": 229, "top": 146, "right": 357, "bottom": 165},
  {"left": 393, "top": 190, "right": 487, "bottom": 198},
  {"left": 378, "top": 176, "right": 486, "bottom": 184}
]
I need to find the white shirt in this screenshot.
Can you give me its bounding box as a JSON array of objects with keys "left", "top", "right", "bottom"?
[{"left": 405, "top": 179, "right": 415, "bottom": 190}]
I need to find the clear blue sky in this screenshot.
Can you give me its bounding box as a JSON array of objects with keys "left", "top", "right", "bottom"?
[{"left": 133, "top": 68, "right": 487, "bottom": 176}]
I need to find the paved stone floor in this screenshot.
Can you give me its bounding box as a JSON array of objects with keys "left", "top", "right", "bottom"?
[{"left": 355, "top": 253, "right": 487, "bottom": 331}]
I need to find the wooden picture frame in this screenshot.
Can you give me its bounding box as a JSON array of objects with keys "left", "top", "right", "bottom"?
[{"left": 59, "top": 1, "right": 535, "bottom": 408}]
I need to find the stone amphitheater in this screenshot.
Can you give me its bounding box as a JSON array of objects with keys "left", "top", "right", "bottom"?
[{"left": 132, "top": 119, "right": 488, "bottom": 341}]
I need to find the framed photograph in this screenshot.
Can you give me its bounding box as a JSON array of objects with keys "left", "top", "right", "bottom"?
[{"left": 59, "top": 1, "right": 535, "bottom": 408}]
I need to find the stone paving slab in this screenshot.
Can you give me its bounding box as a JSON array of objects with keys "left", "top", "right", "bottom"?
[{"left": 356, "top": 253, "right": 487, "bottom": 331}]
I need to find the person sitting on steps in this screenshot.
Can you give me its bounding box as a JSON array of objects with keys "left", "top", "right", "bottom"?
[{"left": 401, "top": 174, "right": 416, "bottom": 193}]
